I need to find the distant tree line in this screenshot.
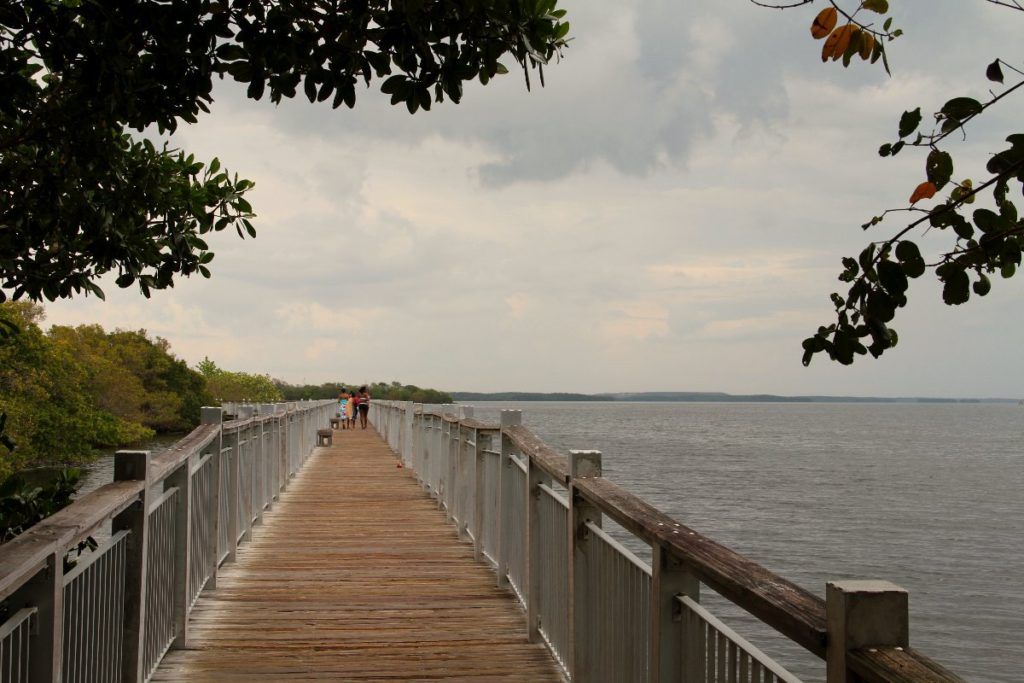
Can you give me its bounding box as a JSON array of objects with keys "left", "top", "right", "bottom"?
[
  {"left": 0, "top": 304, "right": 299, "bottom": 483},
  {"left": 275, "top": 380, "right": 452, "bottom": 405}
]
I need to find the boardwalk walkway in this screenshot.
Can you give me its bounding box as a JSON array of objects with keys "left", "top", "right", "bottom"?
[{"left": 152, "top": 427, "right": 561, "bottom": 681}]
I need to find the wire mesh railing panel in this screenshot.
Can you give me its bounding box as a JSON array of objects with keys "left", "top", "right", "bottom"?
[
  {"left": 583, "top": 521, "right": 651, "bottom": 683},
  {"left": 188, "top": 454, "right": 215, "bottom": 607},
  {"left": 503, "top": 454, "right": 528, "bottom": 605},
  {"left": 537, "top": 484, "right": 570, "bottom": 672},
  {"left": 143, "top": 488, "right": 178, "bottom": 680},
  {"left": 0, "top": 607, "right": 37, "bottom": 683},
  {"left": 678, "top": 596, "right": 803, "bottom": 683},
  {"left": 481, "top": 449, "right": 501, "bottom": 564},
  {"left": 61, "top": 531, "right": 128, "bottom": 683}
]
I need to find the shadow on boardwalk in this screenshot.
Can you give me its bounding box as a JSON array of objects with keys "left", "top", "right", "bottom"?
[{"left": 152, "top": 427, "right": 560, "bottom": 681}]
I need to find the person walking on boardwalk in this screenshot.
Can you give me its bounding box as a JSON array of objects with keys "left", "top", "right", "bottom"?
[
  {"left": 346, "top": 390, "right": 357, "bottom": 429},
  {"left": 338, "top": 390, "right": 349, "bottom": 430},
  {"left": 358, "top": 385, "right": 370, "bottom": 429}
]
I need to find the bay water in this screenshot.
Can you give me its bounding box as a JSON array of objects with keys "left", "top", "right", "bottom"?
[{"left": 464, "top": 401, "right": 1022, "bottom": 683}]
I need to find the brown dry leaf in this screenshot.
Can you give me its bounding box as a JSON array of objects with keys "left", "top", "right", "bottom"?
[
  {"left": 829, "top": 24, "right": 855, "bottom": 61},
  {"left": 811, "top": 7, "right": 838, "bottom": 40},
  {"left": 909, "top": 181, "right": 938, "bottom": 204},
  {"left": 859, "top": 32, "right": 875, "bottom": 60}
]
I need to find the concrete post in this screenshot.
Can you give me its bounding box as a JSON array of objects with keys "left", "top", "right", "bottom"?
[
  {"left": 113, "top": 450, "right": 151, "bottom": 683},
  {"left": 826, "top": 580, "right": 910, "bottom": 683},
  {"left": 569, "top": 450, "right": 602, "bottom": 683}
]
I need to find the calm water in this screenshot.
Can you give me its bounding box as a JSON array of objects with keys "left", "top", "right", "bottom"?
[{"left": 463, "top": 401, "right": 1022, "bottom": 683}]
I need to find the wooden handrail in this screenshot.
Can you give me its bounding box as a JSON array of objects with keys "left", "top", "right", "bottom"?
[
  {"left": 573, "top": 476, "right": 828, "bottom": 657},
  {"left": 460, "top": 417, "right": 497, "bottom": 431},
  {"left": 0, "top": 480, "right": 144, "bottom": 600},
  {"left": 503, "top": 424, "right": 569, "bottom": 484}
]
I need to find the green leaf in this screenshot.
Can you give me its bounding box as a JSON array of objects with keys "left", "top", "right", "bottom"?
[
  {"left": 925, "top": 150, "right": 953, "bottom": 189},
  {"left": 940, "top": 97, "right": 983, "bottom": 128},
  {"left": 941, "top": 268, "right": 970, "bottom": 305},
  {"left": 895, "top": 241, "right": 926, "bottom": 278},
  {"left": 986, "top": 60, "right": 1004, "bottom": 84},
  {"left": 877, "top": 259, "right": 908, "bottom": 295},
  {"left": 898, "top": 108, "right": 921, "bottom": 138},
  {"left": 973, "top": 208, "right": 1004, "bottom": 234},
  {"left": 973, "top": 273, "right": 991, "bottom": 296},
  {"left": 862, "top": 0, "right": 889, "bottom": 13}
]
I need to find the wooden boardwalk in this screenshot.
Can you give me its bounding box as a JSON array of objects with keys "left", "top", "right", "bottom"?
[{"left": 152, "top": 427, "right": 562, "bottom": 681}]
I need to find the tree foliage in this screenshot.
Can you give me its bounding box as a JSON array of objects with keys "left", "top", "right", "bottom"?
[
  {"left": 753, "top": 1, "right": 1024, "bottom": 365},
  {"left": 0, "top": 0, "right": 569, "bottom": 303},
  {"left": 0, "top": 304, "right": 212, "bottom": 480},
  {"left": 197, "top": 357, "right": 283, "bottom": 402}
]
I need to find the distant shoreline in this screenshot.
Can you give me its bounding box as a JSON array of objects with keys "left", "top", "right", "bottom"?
[{"left": 450, "top": 391, "right": 1021, "bottom": 404}]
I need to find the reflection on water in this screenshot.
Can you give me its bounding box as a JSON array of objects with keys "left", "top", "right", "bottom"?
[{"left": 464, "top": 401, "right": 1023, "bottom": 683}]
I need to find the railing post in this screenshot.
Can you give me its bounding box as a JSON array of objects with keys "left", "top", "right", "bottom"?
[
  {"left": 201, "top": 407, "right": 223, "bottom": 591},
  {"left": 223, "top": 427, "right": 240, "bottom": 564},
  {"left": 472, "top": 426, "right": 485, "bottom": 562},
  {"left": 525, "top": 444, "right": 543, "bottom": 643},
  {"left": 650, "top": 543, "right": 699, "bottom": 683},
  {"left": 569, "top": 449, "right": 602, "bottom": 683},
  {"left": 113, "top": 450, "right": 151, "bottom": 683},
  {"left": 167, "top": 455, "right": 193, "bottom": 648},
  {"left": 826, "top": 580, "right": 910, "bottom": 683},
  {"left": 445, "top": 416, "right": 456, "bottom": 522},
  {"left": 275, "top": 403, "right": 287, "bottom": 492},
  {"left": 404, "top": 402, "right": 415, "bottom": 467},
  {"left": 496, "top": 410, "right": 521, "bottom": 589},
  {"left": 22, "top": 553, "right": 62, "bottom": 683}
]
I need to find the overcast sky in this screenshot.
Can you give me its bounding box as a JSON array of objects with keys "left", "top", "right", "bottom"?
[{"left": 44, "top": 1, "right": 1023, "bottom": 398}]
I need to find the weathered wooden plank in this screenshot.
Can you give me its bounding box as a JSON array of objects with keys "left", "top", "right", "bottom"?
[
  {"left": 848, "top": 647, "right": 966, "bottom": 683},
  {"left": 573, "top": 476, "right": 829, "bottom": 657},
  {"left": 503, "top": 424, "right": 569, "bottom": 484},
  {"left": 459, "top": 417, "right": 498, "bottom": 431},
  {"left": 150, "top": 428, "right": 561, "bottom": 681}
]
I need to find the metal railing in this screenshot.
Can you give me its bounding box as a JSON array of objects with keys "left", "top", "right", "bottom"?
[
  {"left": 0, "top": 399, "right": 334, "bottom": 683},
  {"left": 369, "top": 400, "right": 965, "bottom": 683}
]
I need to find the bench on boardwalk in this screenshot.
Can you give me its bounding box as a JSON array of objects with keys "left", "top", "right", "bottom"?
[{"left": 316, "top": 428, "right": 333, "bottom": 446}]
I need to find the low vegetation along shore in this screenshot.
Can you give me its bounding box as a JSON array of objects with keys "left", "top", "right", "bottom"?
[{"left": 0, "top": 302, "right": 450, "bottom": 541}]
